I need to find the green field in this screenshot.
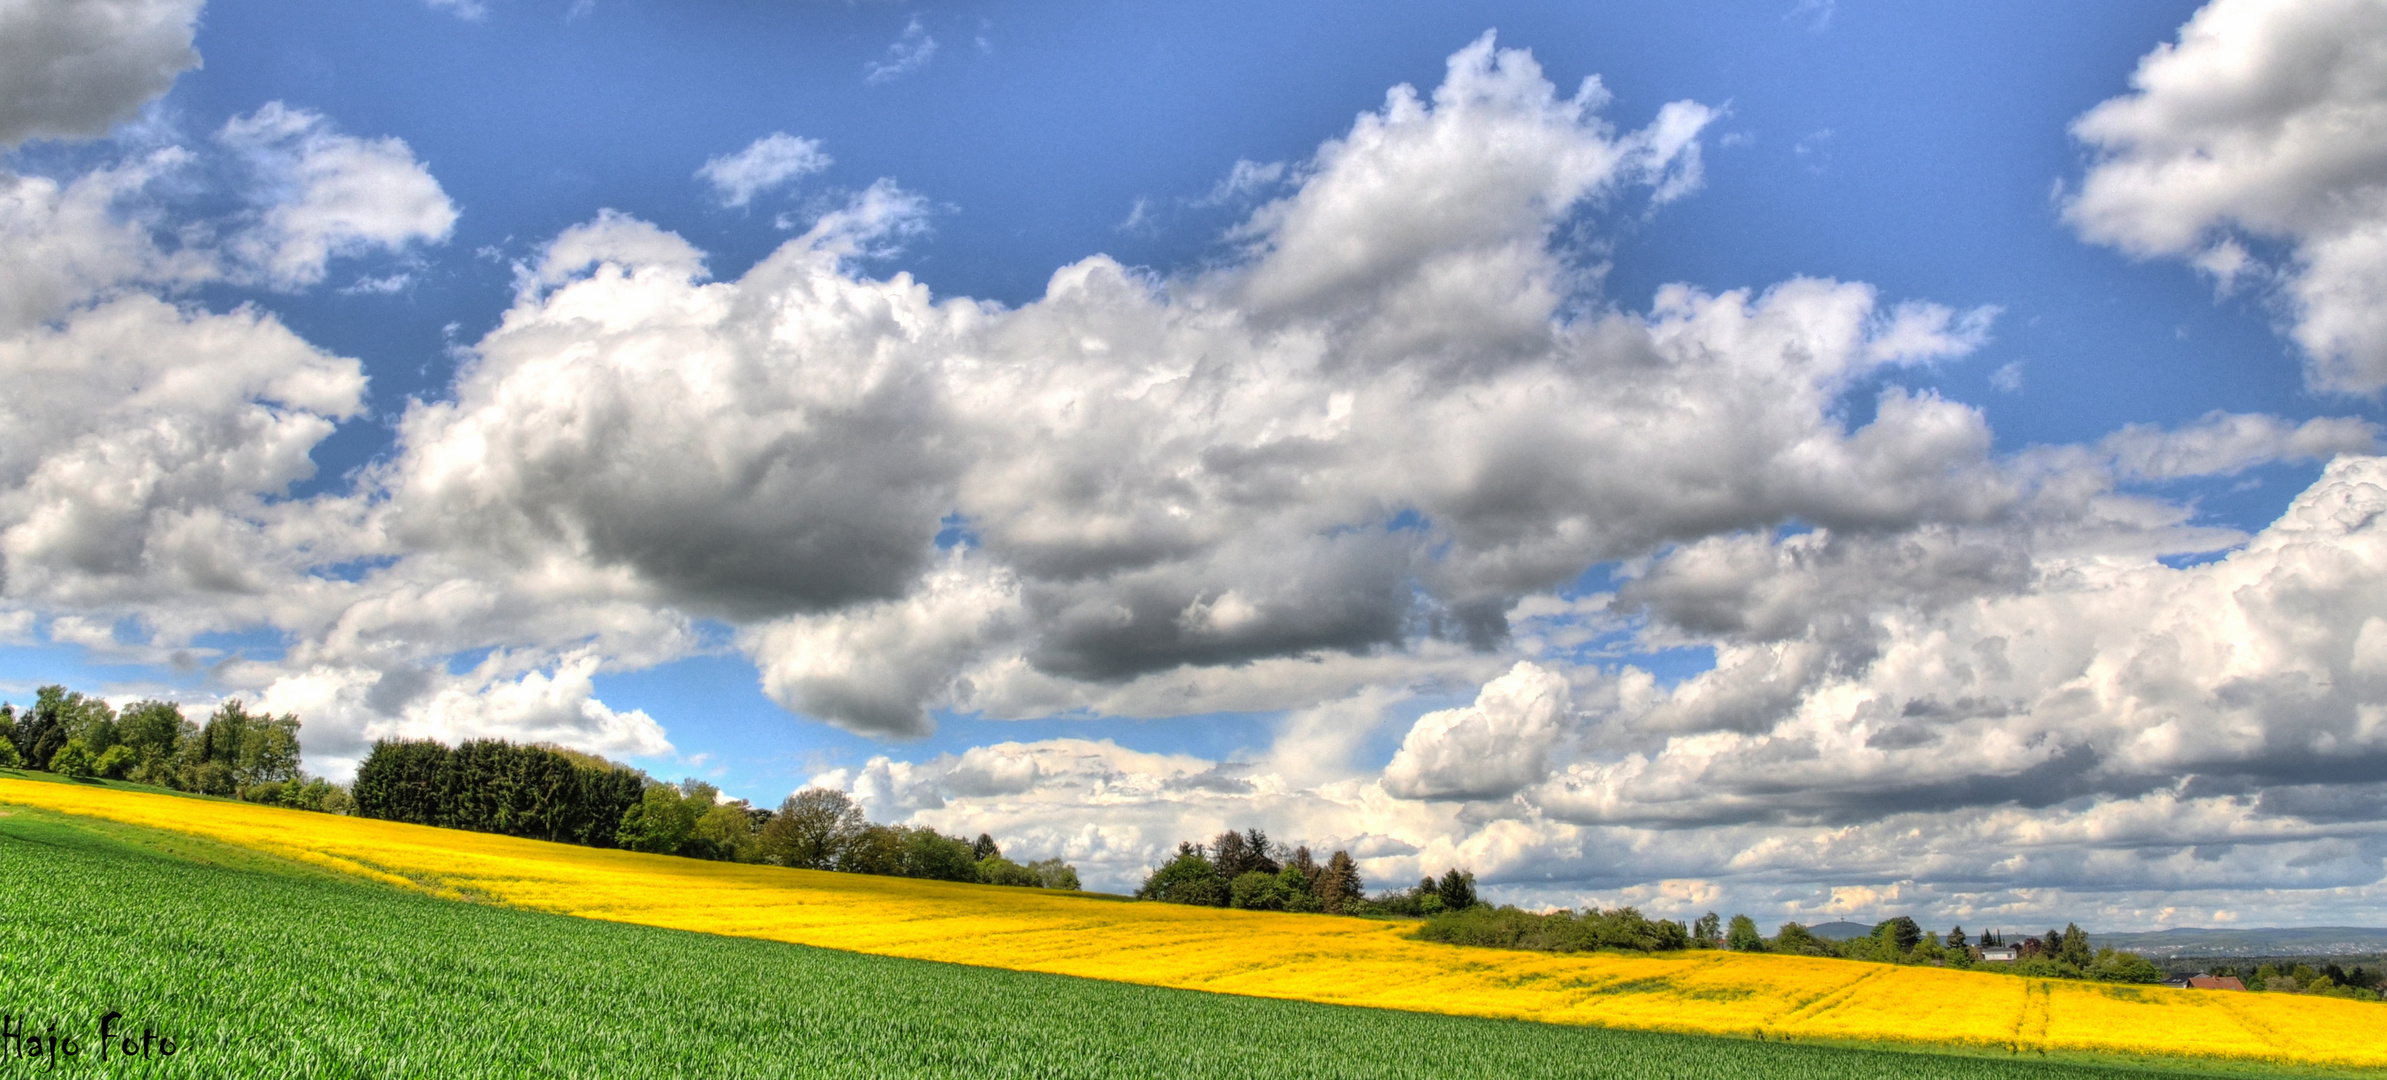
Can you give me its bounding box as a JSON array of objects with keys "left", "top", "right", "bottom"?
[{"left": 0, "top": 806, "right": 2304, "bottom": 1078}]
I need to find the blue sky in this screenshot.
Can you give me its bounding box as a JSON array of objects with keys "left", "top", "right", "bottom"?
[{"left": 10, "top": 0, "right": 2387, "bottom": 927}]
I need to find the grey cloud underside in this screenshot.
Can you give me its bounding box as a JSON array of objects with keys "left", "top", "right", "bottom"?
[
  {"left": 1616, "top": 526, "right": 2034, "bottom": 644},
  {"left": 1541, "top": 743, "right": 2126, "bottom": 829},
  {"left": 487, "top": 404, "right": 951, "bottom": 619},
  {"left": 1019, "top": 534, "right": 1421, "bottom": 682},
  {"left": 1504, "top": 457, "right": 2387, "bottom": 836},
  {"left": 0, "top": 0, "right": 201, "bottom": 148}
]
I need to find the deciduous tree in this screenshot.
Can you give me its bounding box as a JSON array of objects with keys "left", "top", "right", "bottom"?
[
  {"left": 898, "top": 828, "right": 981, "bottom": 882},
  {"left": 1774, "top": 922, "right": 1826, "bottom": 955},
  {"left": 827, "top": 823, "right": 896, "bottom": 875},
  {"left": 615, "top": 783, "right": 699, "bottom": 854},
  {"left": 1139, "top": 843, "right": 1226, "bottom": 906},
  {"left": 1875, "top": 916, "right": 1923, "bottom": 954},
  {"left": 1726, "top": 914, "right": 1765, "bottom": 951},
  {"left": 691, "top": 801, "right": 761, "bottom": 861},
  {"left": 2057, "top": 922, "right": 2093, "bottom": 969},
  {"left": 1028, "top": 858, "right": 1081, "bottom": 891},
  {"left": 760, "top": 788, "right": 866, "bottom": 870}
]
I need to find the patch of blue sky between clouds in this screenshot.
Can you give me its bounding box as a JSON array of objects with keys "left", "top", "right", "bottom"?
[{"left": 0, "top": 639, "right": 227, "bottom": 707}]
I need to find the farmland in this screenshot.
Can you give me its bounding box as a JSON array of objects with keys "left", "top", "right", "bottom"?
[
  {"left": 4, "top": 802, "right": 2255, "bottom": 1079},
  {"left": 2, "top": 777, "right": 2382, "bottom": 1076}
]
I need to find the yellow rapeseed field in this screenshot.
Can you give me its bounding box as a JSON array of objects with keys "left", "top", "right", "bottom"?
[{"left": 6, "top": 777, "right": 2383, "bottom": 1070}]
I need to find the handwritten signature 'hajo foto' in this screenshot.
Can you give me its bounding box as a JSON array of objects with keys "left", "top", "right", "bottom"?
[{"left": 2, "top": 1012, "right": 180, "bottom": 1067}]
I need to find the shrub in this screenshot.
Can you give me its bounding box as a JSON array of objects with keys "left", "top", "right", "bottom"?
[
  {"left": 2089, "top": 949, "right": 2163, "bottom": 984},
  {"left": 189, "top": 760, "right": 236, "bottom": 796},
  {"left": 1230, "top": 870, "right": 1291, "bottom": 910},
  {"left": 93, "top": 744, "right": 136, "bottom": 779},
  {"left": 2011, "top": 958, "right": 2083, "bottom": 980},
  {"left": 49, "top": 739, "right": 97, "bottom": 779},
  {"left": 241, "top": 780, "right": 290, "bottom": 805}
]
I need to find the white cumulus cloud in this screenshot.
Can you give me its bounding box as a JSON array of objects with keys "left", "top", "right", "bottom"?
[
  {"left": 217, "top": 103, "right": 459, "bottom": 291},
  {"left": 697, "top": 132, "right": 832, "bottom": 208},
  {"left": 2068, "top": 0, "right": 2387, "bottom": 392},
  {"left": 1384, "top": 661, "right": 1572, "bottom": 799}
]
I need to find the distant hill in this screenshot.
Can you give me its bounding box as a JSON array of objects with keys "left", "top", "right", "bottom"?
[
  {"left": 2084, "top": 927, "right": 2387, "bottom": 958},
  {"left": 1808, "top": 921, "right": 1874, "bottom": 941}
]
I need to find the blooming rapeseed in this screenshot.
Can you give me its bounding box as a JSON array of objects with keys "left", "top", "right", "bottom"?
[{"left": 6, "top": 778, "right": 2380, "bottom": 1070}]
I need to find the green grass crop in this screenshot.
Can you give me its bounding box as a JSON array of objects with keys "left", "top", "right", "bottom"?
[{"left": 0, "top": 806, "right": 2332, "bottom": 1078}]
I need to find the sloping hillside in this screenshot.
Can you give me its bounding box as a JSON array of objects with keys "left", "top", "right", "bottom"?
[{"left": 4, "top": 776, "right": 2382, "bottom": 1075}]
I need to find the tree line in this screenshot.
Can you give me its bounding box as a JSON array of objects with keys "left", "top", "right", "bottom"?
[
  {"left": 0, "top": 685, "right": 345, "bottom": 812},
  {"left": 2203, "top": 961, "right": 2383, "bottom": 1000},
  {"left": 1414, "top": 904, "right": 1691, "bottom": 952},
  {"left": 1136, "top": 827, "right": 1479, "bottom": 917},
  {"left": 351, "top": 738, "right": 1081, "bottom": 889},
  {"left": 1694, "top": 915, "right": 2172, "bottom": 984},
  {"left": 0, "top": 687, "right": 1086, "bottom": 898},
  {"left": 1395, "top": 908, "right": 2171, "bottom": 973},
  {"left": 352, "top": 737, "right": 647, "bottom": 846},
  {"left": 759, "top": 788, "right": 1079, "bottom": 889}
]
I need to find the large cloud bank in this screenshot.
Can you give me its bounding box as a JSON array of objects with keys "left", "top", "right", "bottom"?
[
  {"left": 835, "top": 456, "right": 2387, "bottom": 922},
  {"left": 11, "top": 12, "right": 2387, "bottom": 925}
]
